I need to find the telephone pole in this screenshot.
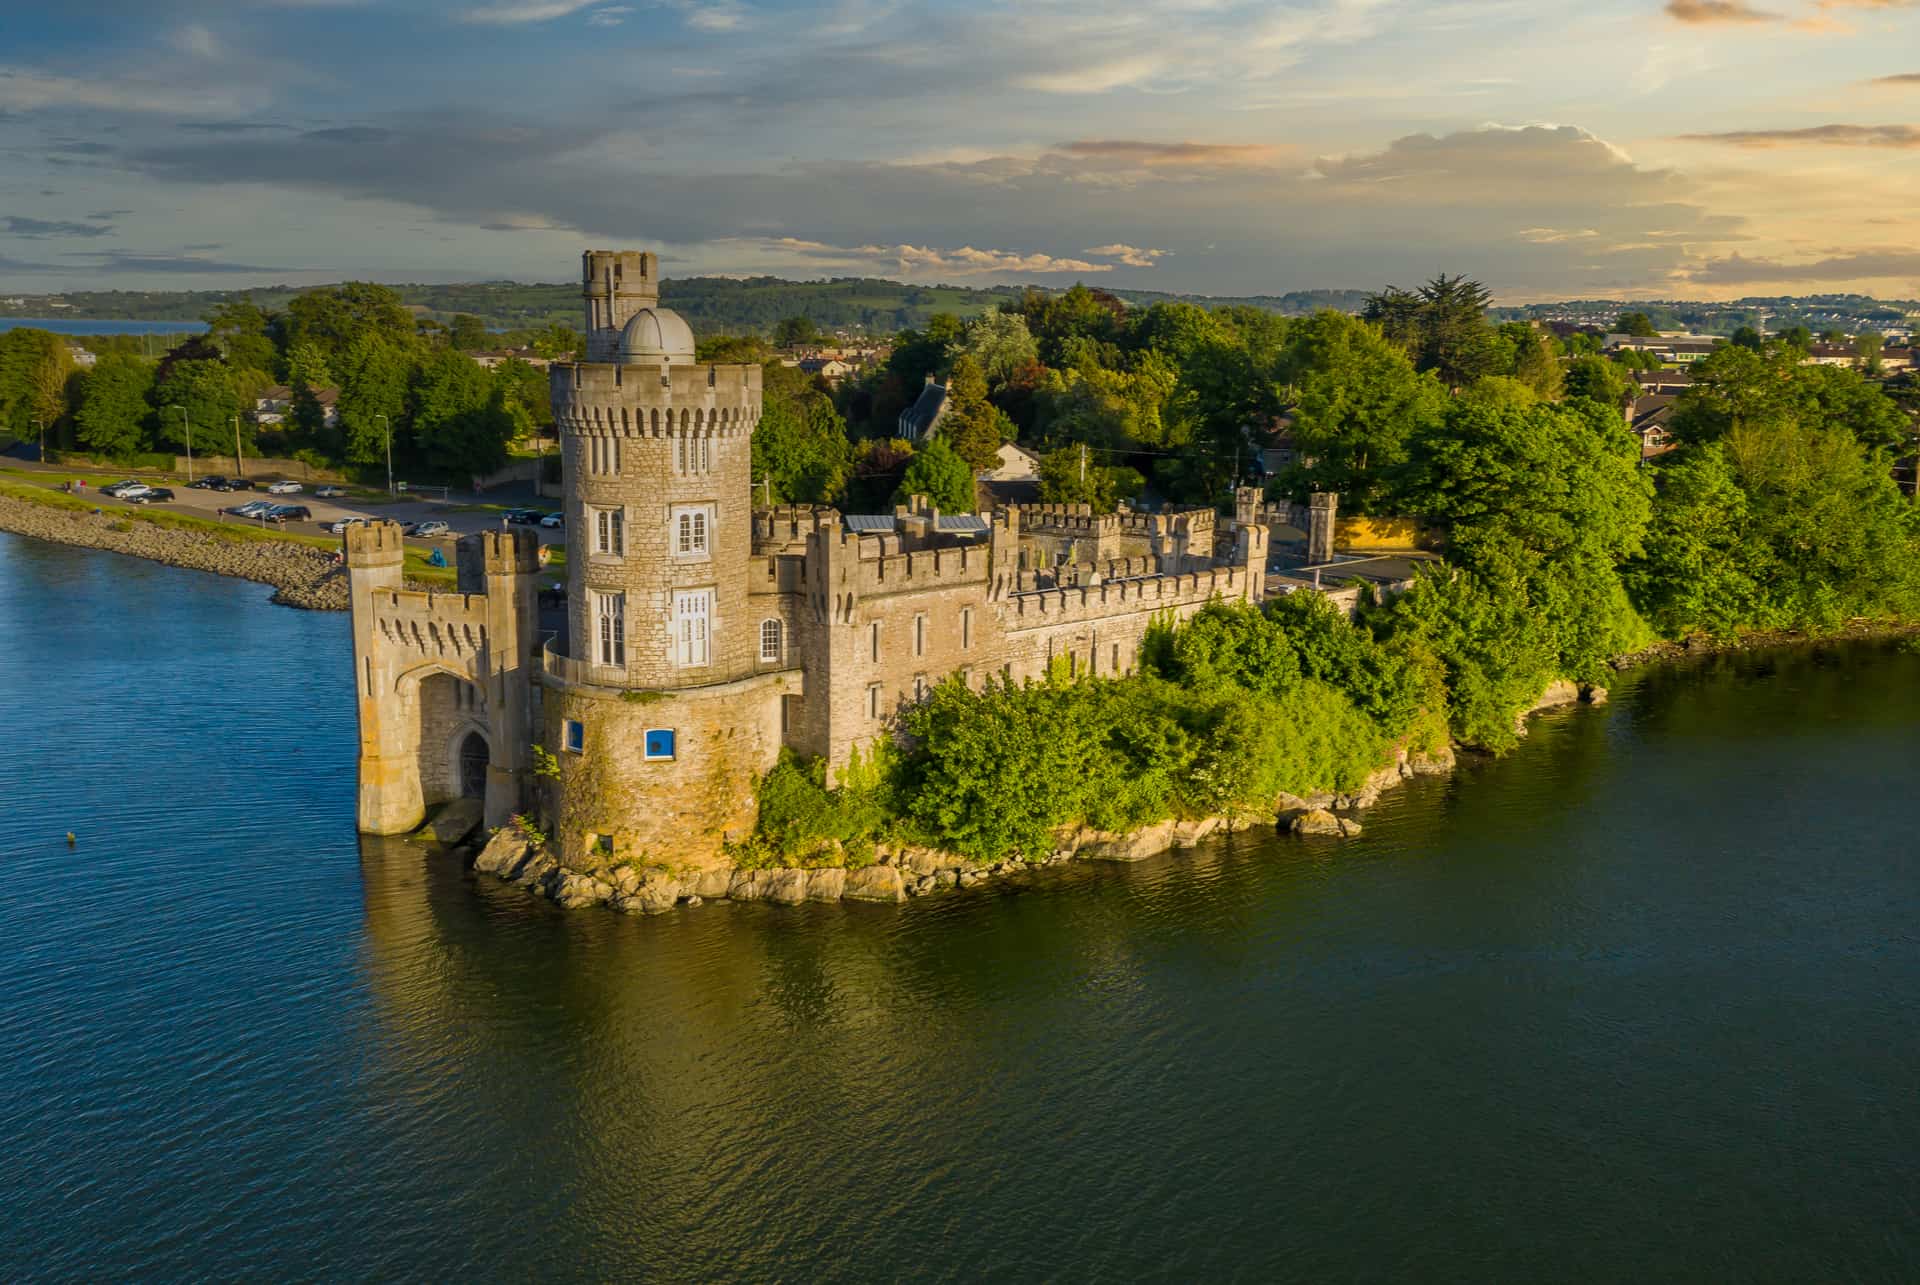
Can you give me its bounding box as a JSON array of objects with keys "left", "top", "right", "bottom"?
[{"left": 173, "top": 405, "right": 193, "bottom": 483}]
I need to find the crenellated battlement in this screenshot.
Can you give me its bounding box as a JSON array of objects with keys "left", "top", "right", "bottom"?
[
  {"left": 754, "top": 505, "right": 836, "bottom": 553},
  {"left": 1004, "top": 564, "right": 1245, "bottom": 627},
  {"left": 344, "top": 519, "right": 406, "bottom": 566},
  {"left": 551, "top": 361, "right": 762, "bottom": 439},
  {"left": 1013, "top": 504, "right": 1158, "bottom": 536}
]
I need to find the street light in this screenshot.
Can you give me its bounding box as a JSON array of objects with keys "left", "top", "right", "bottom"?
[
  {"left": 173, "top": 405, "right": 193, "bottom": 483},
  {"left": 231, "top": 415, "right": 243, "bottom": 479},
  {"left": 376, "top": 414, "right": 392, "bottom": 495}
]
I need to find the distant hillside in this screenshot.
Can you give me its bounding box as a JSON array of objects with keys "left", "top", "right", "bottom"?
[
  {"left": 7, "top": 275, "right": 1910, "bottom": 338},
  {"left": 0, "top": 275, "right": 1372, "bottom": 336}
]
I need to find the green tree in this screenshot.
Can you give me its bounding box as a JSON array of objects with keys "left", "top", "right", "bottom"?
[
  {"left": 938, "top": 354, "right": 1011, "bottom": 470},
  {"left": 337, "top": 333, "right": 414, "bottom": 468},
  {"left": 410, "top": 347, "right": 512, "bottom": 478},
  {"left": 278, "top": 282, "right": 414, "bottom": 367},
  {"left": 752, "top": 376, "right": 853, "bottom": 504},
  {"left": 773, "top": 315, "right": 822, "bottom": 348},
  {"left": 1615, "top": 312, "right": 1659, "bottom": 338},
  {"left": 492, "top": 356, "right": 552, "bottom": 434},
  {"left": 1280, "top": 311, "right": 1444, "bottom": 511},
  {"left": 448, "top": 314, "right": 489, "bottom": 351},
  {"left": 1730, "top": 325, "right": 1764, "bottom": 352},
  {"left": 893, "top": 436, "right": 974, "bottom": 513},
  {"left": 1856, "top": 330, "right": 1885, "bottom": 375},
  {"left": 0, "top": 328, "right": 74, "bottom": 441},
  {"left": 1036, "top": 444, "right": 1143, "bottom": 512},
  {"left": 951, "top": 307, "right": 1039, "bottom": 390},
  {"left": 203, "top": 298, "right": 279, "bottom": 377},
  {"left": 286, "top": 342, "right": 335, "bottom": 444},
  {"left": 152, "top": 359, "right": 243, "bottom": 456},
  {"left": 74, "top": 356, "right": 155, "bottom": 458},
  {"left": 1564, "top": 355, "right": 1633, "bottom": 409}
]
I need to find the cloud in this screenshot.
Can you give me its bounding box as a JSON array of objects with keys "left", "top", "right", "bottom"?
[
  {"left": 86, "top": 210, "right": 131, "bottom": 221},
  {"left": 0, "top": 67, "right": 214, "bottom": 114},
  {"left": 1664, "top": 0, "right": 1777, "bottom": 21},
  {"left": 1689, "top": 249, "right": 1920, "bottom": 283},
  {"left": 1086, "top": 243, "right": 1167, "bottom": 266},
  {"left": 1518, "top": 227, "right": 1600, "bottom": 244},
  {"left": 63, "top": 250, "right": 293, "bottom": 274},
  {"left": 1057, "top": 140, "right": 1283, "bottom": 169},
  {"left": 178, "top": 121, "right": 295, "bottom": 134},
  {"left": 1867, "top": 72, "right": 1920, "bottom": 83},
  {"left": 587, "top": 5, "right": 633, "bottom": 24},
  {"left": 1677, "top": 123, "right": 1920, "bottom": 147},
  {"left": 3, "top": 215, "right": 115, "bottom": 238},
  {"left": 1017, "top": 56, "right": 1165, "bottom": 95},
  {"left": 463, "top": 0, "right": 596, "bottom": 22},
  {"left": 765, "top": 237, "right": 1113, "bottom": 276}
]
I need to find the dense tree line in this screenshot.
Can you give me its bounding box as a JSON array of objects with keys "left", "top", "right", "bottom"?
[{"left": 3, "top": 283, "right": 574, "bottom": 479}]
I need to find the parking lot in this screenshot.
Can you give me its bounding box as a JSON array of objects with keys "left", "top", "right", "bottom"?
[{"left": 44, "top": 467, "right": 567, "bottom": 550}]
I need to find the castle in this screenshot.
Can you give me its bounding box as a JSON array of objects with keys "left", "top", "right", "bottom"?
[{"left": 344, "top": 250, "right": 1347, "bottom": 870}]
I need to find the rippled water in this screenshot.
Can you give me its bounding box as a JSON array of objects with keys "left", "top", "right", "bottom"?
[{"left": 2, "top": 531, "right": 1917, "bottom": 1282}]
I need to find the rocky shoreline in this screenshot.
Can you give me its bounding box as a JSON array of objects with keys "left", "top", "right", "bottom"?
[
  {"left": 0, "top": 493, "right": 355, "bottom": 610},
  {"left": 433, "top": 740, "right": 1470, "bottom": 915}
]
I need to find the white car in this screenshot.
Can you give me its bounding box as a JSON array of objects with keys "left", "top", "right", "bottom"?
[
  {"left": 410, "top": 520, "right": 451, "bottom": 538},
  {"left": 267, "top": 480, "right": 303, "bottom": 495},
  {"left": 314, "top": 485, "right": 347, "bottom": 498},
  {"left": 539, "top": 512, "right": 565, "bottom": 528},
  {"left": 328, "top": 516, "right": 369, "bottom": 535},
  {"left": 228, "top": 500, "right": 276, "bottom": 518},
  {"left": 117, "top": 483, "right": 154, "bottom": 500}
]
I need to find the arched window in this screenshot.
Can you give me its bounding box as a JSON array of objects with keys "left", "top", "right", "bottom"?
[{"left": 759, "top": 618, "right": 782, "bottom": 663}]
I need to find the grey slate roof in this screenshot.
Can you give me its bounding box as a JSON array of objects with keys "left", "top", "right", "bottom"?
[
  {"left": 843, "top": 514, "right": 897, "bottom": 533},
  {"left": 935, "top": 515, "right": 989, "bottom": 534},
  {"left": 899, "top": 381, "right": 949, "bottom": 440}
]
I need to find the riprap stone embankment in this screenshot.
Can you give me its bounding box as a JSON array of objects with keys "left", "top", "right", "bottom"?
[{"left": 0, "top": 494, "right": 350, "bottom": 610}]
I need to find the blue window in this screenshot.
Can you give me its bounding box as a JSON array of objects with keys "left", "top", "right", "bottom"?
[
  {"left": 644, "top": 728, "right": 676, "bottom": 761},
  {"left": 564, "top": 719, "right": 585, "bottom": 754}
]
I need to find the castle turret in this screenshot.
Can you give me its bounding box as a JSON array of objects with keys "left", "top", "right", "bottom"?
[{"left": 551, "top": 256, "right": 765, "bottom": 690}]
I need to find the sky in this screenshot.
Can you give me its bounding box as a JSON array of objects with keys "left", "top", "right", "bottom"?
[{"left": 0, "top": 0, "right": 1916, "bottom": 303}]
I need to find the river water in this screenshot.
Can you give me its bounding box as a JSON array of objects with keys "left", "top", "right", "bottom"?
[{"left": 2, "top": 531, "right": 1916, "bottom": 1282}]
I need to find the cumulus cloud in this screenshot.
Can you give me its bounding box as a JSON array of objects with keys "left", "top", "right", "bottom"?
[
  {"left": 1665, "top": 0, "right": 1777, "bottom": 21},
  {"left": 1677, "top": 123, "right": 1920, "bottom": 147},
  {"left": 765, "top": 237, "right": 1111, "bottom": 276},
  {"left": 1087, "top": 243, "right": 1168, "bottom": 266},
  {"left": 3, "top": 215, "right": 115, "bottom": 237},
  {"left": 462, "top": 0, "right": 598, "bottom": 22},
  {"left": 587, "top": 5, "right": 634, "bottom": 24}
]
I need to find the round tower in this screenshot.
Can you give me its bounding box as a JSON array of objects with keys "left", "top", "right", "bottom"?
[{"left": 551, "top": 261, "right": 763, "bottom": 690}]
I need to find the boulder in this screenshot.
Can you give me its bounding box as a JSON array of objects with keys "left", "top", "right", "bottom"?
[
  {"left": 727, "top": 869, "right": 764, "bottom": 902},
  {"left": 1079, "top": 818, "right": 1179, "bottom": 863},
  {"left": 691, "top": 868, "right": 733, "bottom": 900},
  {"left": 611, "top": 866, "right": 642, "bottom": 895},
  {"left": 472, "top": 827, "right": 531, "bottom": 876},
  {"left": 1530, "top": 679, "right": 1582, "bottom": 712},
  {"left": 633, "top": 873, "right": 682, "bottom": 914},
  {"left": 1338, "top": 817, "right": 1364, "bottom": 837},
  {"left": 419, "top": 797, "right": 484, "bottom": 847},
  {"left": 763, "top": 868, "right": 809, "bottom": 905},
  {"left": 842, "top": 865, "right": 907, "bottom": 903},
  {"left": 1582, "top": 684, "right": 1609, "bottom": 706},
  {"left": 805, "top": 867, "right": 847, "bottom": 902},
  {"left": 1288, "top": 808, "right": 1346, "bottom": 837},
  {"left": 958, "top": 870, "right": 985, "bottom": 888},
  {"left": 1171, "top": 817, "right": 1221, "bottom": 848},
  {"left": 554, "top": 874, "right": 612, "bottom": 909},
  {"left": 1409, "top": 745, "right": 1457, "bottom": 776},
  {"left": 902, "top": 847, "right": 965, "bottom": 877}
]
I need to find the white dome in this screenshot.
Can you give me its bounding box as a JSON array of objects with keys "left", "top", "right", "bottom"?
[{"left": 617, "top": 306, "right": 696, "bottom": 363}]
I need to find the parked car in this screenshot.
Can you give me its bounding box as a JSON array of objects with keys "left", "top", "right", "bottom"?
[
  {"left": 267, "top": 480, "right": 303, "bottom": 495},
  {"left": 100, "top": 480, "right": 144, "bottom": 497},
  {"left": 189, "top": 476, "right": 225, "bottom": 490},
  {"left": 539, "top": 512, "right": 565, "bottom": 528},
  {"left": 127, "top": 487, "right": 174, "bottom": 504},
  {"left": 267, "top": 504, "right": 312, "bottom": 523},
  {"left": 116, "top": 484, "right": 154, "bottom": 501},
  {"left": 409, "top": 520, "right": 451, "bottom": 538},
  {"left": 314, "top": 485, "right": 347, "bottom": 498},
  {"left": 327, "top": 516, "right": 368, "bottom": 534},
  {"left": 227, "top": 500, "right": 275, "bottom": 518},
  {"left": 226, "top": 478, "right": 256, "bottom": 491},
  {"left": 503, "top": 507, "right": 544, "bottom": 525}
]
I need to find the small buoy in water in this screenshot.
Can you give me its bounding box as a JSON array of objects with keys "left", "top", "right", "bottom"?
[{"left": 66, "top": 832, "right": 76, "bottom": 847}]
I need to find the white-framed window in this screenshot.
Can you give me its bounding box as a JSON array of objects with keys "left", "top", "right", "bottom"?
[
  {"left": 913, "top": 613, "right": 926, "bottom": 657},
  {"left": 564, "top": 719, "right": 585, "bottom": 753},
  {"left": 672, "top": 505, "right": 711, "bottom": 559},
  {"left": 673, "top": 589, "right": 711, "bottom": 668},
  {"left": 593, "top": 506, "right": 623, "bottom": 556},
  {"left": 675, "top": 435, "right": 711, "bottom": 476},
  {"left": 759, "top": 618, "right": 783, "bottom": 663},
  {"left": 643, "top": 729, "right": 676, "bottom": 761},
  {"left": 595, "top": 592, "right": 625, "bottom": 667},
  {"left": 961, "top": 607, "right": 973, "bottom": 650}
]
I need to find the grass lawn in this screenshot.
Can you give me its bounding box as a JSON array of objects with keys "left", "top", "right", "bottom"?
[{"left": 0, "top": 474, "right": 458, "bottom": 588}]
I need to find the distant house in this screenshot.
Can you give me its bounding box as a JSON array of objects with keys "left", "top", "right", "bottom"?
[
  {"left": 1803, "top": 344, "right": 1857, "bottom": 368},
  {"left": 899, "top": 376, "right": 949, "bottom": 441},
  {"left": 1879, "top": 347, "right": 1915, "bottom": 373},
  {"left": 255, "top": 385, "right": 340, "bottom": 428},
  {"left": 469, "top": 347, "right": 554, "bottom": 370},
  {"left": 66, "top": 345, "right": 97, "bottom": 369},
  {"left": 799, "top": 357, "right": 854, "bottom": 384},
  {"left": 1630, "top": 394, "right": 1679, "bottom": 460},
  {"left": 985, "top": 442, "right": 1041, "bottom": 482},
  {"left": 1633, "top": 368, "right": 1692, "bottom": 395}
]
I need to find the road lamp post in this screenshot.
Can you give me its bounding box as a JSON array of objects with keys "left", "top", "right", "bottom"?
[
  {"left": 376, "top": 414, "right": 392, "bottom": 495},
  {"left": 231, "top": 415, "right": 243, "bottom": 478},
  {"left": 173, "top": 405, "right": 193, "bottom": 483}
]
